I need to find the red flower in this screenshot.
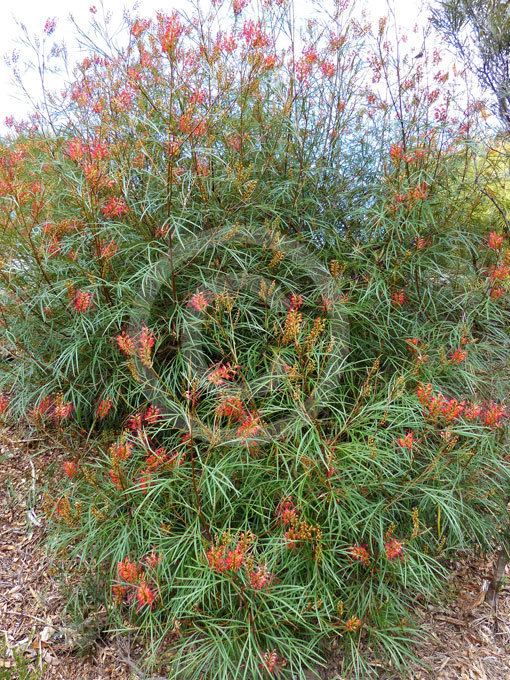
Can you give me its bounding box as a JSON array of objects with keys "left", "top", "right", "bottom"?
[
  {"left": 109, "top": 439, "right": 132, "bottom": 461},
  {"left": 288, "top": 293, "right": 303, "bottom": 310},
  {"left": 128, "top": 412, "right": 144, "bottom": 433},
  {"left": 417, "top": 384, "right": 465, "bottom": 423},
  {"left": 0, "top": 393, "right": 9, "bottom": 414},
  {"left": 344, "top": 616, "right": 362, "bottom": 632},
  {"left": 131, "top": 18, "right": 151, "bottom": 38},
  {"left": 490, "top": 285, "right": 505, "bottom": 300},
  {"left": 391, "top": 289, "right": 406, "bottom": 306},
  {"left": 389, "top": 143, "right": 404, "bottom": 163},
  {"left": 72, "top": 290, "right": 93, "bottom": 313},
  {"left": 259, "top": 650, "right": 286, "bottom": 675},
  {"left": 216, "top": 396, "right": 245, "bottom": 421},
  {"left": 117, "top": 558, "right": 139, "bottom": 583},
  {"left": 348, "top": 544, "right": 370, "bottom": 566},
  {"left": 53, "top": 395, "right": 73, "bottom": 420},
  {"left": 112, "top": 584, "right": 128, "bottom": 604},
  {"left": 136, "top": 580, "right": 156, "bottom": 608},
  {"left": 450, "top": 348, "right": 467, "bottom": 364},
  {"left": 109, "top": 469, "right": 123, "bottom": 490},
  {"left": 207, "top": 363, "right": 237, "bottom": 386},
  {"left": 63, "top": 461, "right": 78, "bottom": 479},
  {"left": 99, "top": 238, "right": 118, "bottom": 260},
  {"left": 384, "top": 537, "right": 404, "bottom": 560},
  {"left": 236, "top": 413, "right": 261, "bottom": 442},
  {"left": 489, "top": 264, "right": 510, "bottom": 282},
  {"left": 145, "top": 551, "right": 162, "bottom": 569},
  {"left": 464, "top": 403, "right": 482, "bottom": 421},
  {"left": 96, "top": 398, "right": 113, "bottom": 419},
  {"left": 138, "top": 325, "right": 155, "bottom": 368},
  {"left": 101, "top": 196, "right": 128, "bottom": 219},
  {"left": 482, "top": 402, "right": 507, "bottom": 429},
  {"left": 224, "top": 545, "right": 245, "bottom": 571},
  {"left": 144, "top": 404, "right": 161, "bottom": 424},
  {"left": 488, "top": 231, "right": 504, "bottom": 250},
  {"left": 277, "top": 498, "right": 298, "bottom": 526},
  {"left": 248, "top": 564, "right": 273, "bottom": 590},
  {"left": 157, "top": 11, "right": 184, "bottom": 54}
]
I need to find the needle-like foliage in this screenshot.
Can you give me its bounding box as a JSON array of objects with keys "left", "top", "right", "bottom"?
[{"left": 0, "top": 1, "right": 509, "bottom": 677}]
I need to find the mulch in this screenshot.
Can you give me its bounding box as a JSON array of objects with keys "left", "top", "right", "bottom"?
[{"left": 1, "top": 425, "right": 510, "bottom": 679}]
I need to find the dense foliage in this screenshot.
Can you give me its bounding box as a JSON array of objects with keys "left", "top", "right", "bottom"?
[{"left": 0, "top": 1, "right": 509, "bottom": 677}]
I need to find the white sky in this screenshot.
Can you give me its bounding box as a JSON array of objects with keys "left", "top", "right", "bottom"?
[{"left": 0, "top": 0, "right": 428, "bottom": 125}]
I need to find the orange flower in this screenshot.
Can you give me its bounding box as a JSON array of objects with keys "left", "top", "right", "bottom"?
[
  {"left": 63, "top": 460, "right": 78, "bottom": 479},
  {"left": 397, "top": 432, "right": 415, "bottom": 449},
  {"left": 136, "top": 580, "right": 156, "bottom": 608},
  {"left": 117, "top": 557, "right": 139, "bottom": 584},
  {"left": 488, "top": 231, "right": 504, "bottom": 250},
  {"left": 344, "top": 616, "right": 362, "bottom": 632},
  {"left": 449, "top": 348, "right": 467, "bottom": 364}
]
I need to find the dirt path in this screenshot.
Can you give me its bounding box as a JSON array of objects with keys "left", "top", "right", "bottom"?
[{"left": 1, "top": 426, "right": 510, "bottom": 679}]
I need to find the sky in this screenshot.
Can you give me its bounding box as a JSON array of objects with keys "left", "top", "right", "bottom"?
[{"left": 0, "top": 0, "right": 429, "bottom": 125}]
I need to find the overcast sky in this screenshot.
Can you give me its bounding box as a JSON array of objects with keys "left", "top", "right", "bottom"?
[{"left": 0, "top": 0, "right": 429, "bottom": 125}]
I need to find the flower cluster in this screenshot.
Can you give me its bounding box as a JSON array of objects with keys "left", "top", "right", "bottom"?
[
  {"left": 417, "top": 383, "right": 507, "bottom": 428},
  {"left": 101, "top": 196, "right": 129, "bottom": 219},
  {"left": 115, "top": 555, "right": 159, "bottom": 609},
  {"left": 206, "top": 532, "right": 254, "bottom": 573},
  {"left": 31, "top": 393, "right": 74, "bottom": 423},
  {"left": 348, "top": 544, "right": 370, "bottom": 566},
  {"left": 116, "top": 325, "right": 156, "bottom": 367}
]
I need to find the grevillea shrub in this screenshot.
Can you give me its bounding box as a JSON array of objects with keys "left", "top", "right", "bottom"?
[{"left": 1, "top": 1, "right": 510, "bottom": 677}]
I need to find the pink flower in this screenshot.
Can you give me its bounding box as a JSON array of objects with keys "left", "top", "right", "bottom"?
[
  {"left": 72, "top": 290, "right": 93, "bottom": 313},
  {"left": 188, "top": 291, "right": 210, "bottom": 312},
  {"left": 384, "top": 537, "right": 404, "bottom": 560},
  {"left": 348, "top": 544, "right": 370, "bottom": 566},
  {"left": 44, "top": 18, "right": 56, "bottom": 35}
]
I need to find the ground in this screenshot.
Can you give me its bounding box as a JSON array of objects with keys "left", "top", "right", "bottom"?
[{"left": 1, "top": 426, "right": 510, "bottom": 679}]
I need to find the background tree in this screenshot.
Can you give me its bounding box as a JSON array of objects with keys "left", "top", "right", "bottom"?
[{"left": 431, "top": 0, "right": 510, "bottom": 130}]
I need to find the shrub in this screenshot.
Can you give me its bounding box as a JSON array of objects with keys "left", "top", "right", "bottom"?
[{"left": 0, "top": 1, "right": 509, "bottom": 677}]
